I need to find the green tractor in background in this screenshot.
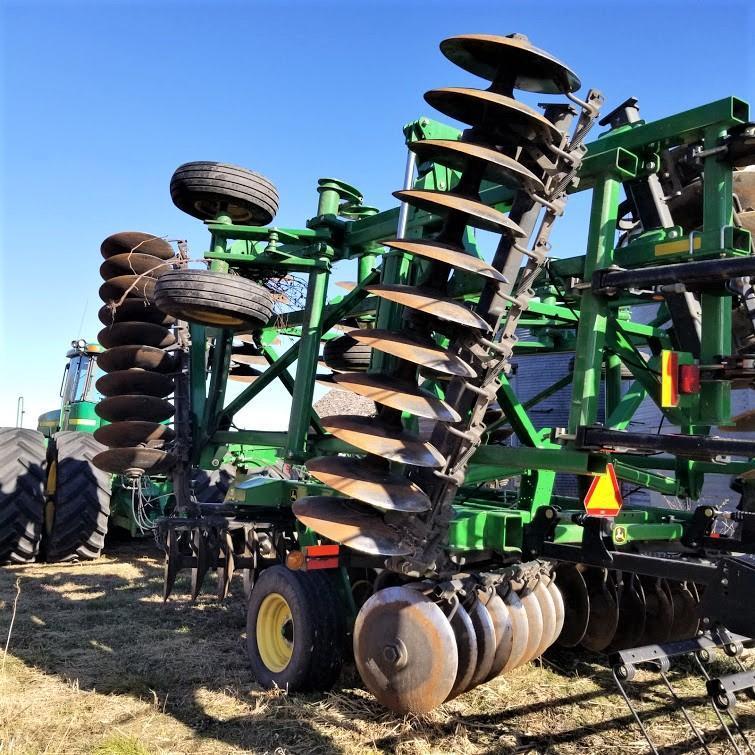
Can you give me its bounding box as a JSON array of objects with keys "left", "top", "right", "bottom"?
[{"left": 0, "top": 339, "right": 171, "bottom": 564}]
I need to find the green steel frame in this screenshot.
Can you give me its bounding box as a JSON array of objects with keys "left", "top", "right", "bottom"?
[{"left": 184, "top": 95, "right": 753, "bottom": 557}]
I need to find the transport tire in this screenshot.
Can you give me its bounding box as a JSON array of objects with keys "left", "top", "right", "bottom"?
[
  {"left": 154, "top": 269, "right": 274, "bottom": 330},
  {"left": 322, "top": 335, "right": 372, "bottom": 372},
  {"left": 246, "top": 565, "right": 345, "bottom": 692},
  {"left": 170, "top": 161, "right": 279, "bottom": 225},
  {"left": 45, "top": 431, "right": 112, "bottom": 562},
  {"left": 0, "top": 428, "right": 46, "bottom": 564}
]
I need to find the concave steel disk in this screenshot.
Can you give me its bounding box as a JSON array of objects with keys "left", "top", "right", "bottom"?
[
  {"left": 349, "top": 329, "right": 476, "bottom": 378},
  {"left": 580, "top": 568, "right": 619, "bottom": 652},
  {"left": 638, "top": 577, "right": 674, "bottom": 645},
  {"left": 465, "top": 597, "right": 497, "bottom": 689},
  {"left": 306, "top": 456, "right": 431, "bottom": 512},
  {"left": 98, "top": 300, "right": 176, "bottom": 327},
  {"left": 425, "top": 88, "right": 562, "bottom": 145},
  {"left": 605, "top": 573, "right": 646, "bottom": 652},
  {"left": 447, "top": 602, "right": 478, "bottom": 700},
  {"left": 99, "top": 253, "right": 172, "bottom": 280},
  {"left": 667, "top": 581, "right": 700, "bottom": 640},
  {"left": 94, "top": 420, "right": 175, "bottom": 448},
  {"left": 545, "top": 579, "right": 565, "bottom": 647},
  {"left": 483, "top": 592, "right": 514, "bottom": 681},
  {"left": 394, "top": 189, "right": 526, "bottom": 237},
  {"left": 99, "top": 275, "right": 157, "bottom": 303},
  {"left": 332, "top": 372, "right": 462, "bottom": 422},
  {"left": 408, "top": 139, "right": 544, "bottom": 195},
  {"left": 92, "top": 447, "right": 176, "bottom": 475},
  {"left": 500, "top": 587, "right": 529, "bottom": 672},
  {"left": 532, "top": 581, "right": 557, "bottom": 658},
  {"left": 554, "top": 564, "right": 590, "bottom": 647},
  {"left": 292, "top": 496, "right": 413, "bottom": 556},
  {"left": 95, "top": 394, "right": 175, "bottom": 423},
  {"left": 519, "top": 590, "right": 544, "bottom": 663},
  {"left": 383, "top": 238, "right": 506, "bottom": 282},
  {"left": 95, "top": 369, "right": 174, "bottom": 398},
  {"left": 439, "top": 34, "right": 581, "bottom": 93},
  {"left": 229, "top": 364, "right": 262, "bottom": 382},
  {"left": 734, "top": 170, "right": 755, "bottom": 209},
  {"left": 321, "top": 415, "right": 446, "bottom": 467},
  {"left": 98, "top": 345, "right": 178, "bottom": 373},
  {"left": 353, "top": 587, "right": 458, "bottom": 715},
  {"left": 98, "top": 322, "right": 176, "bottom": 349},
  {"left": 100, "top": 231, "right": 175, "bottom": 260},
  {"left": 366, "top": 285, "right": 492, "bottom": 331},
  {"left": 721, "top": 409, "right": 755, "bottom": 432}
]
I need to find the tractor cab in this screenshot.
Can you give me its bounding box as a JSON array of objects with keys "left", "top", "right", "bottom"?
[{"left": 37, "top": 339, "right": 103, "bottom": 436}]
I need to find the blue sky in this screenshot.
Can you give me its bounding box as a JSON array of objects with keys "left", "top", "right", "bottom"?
[{"left": 0, "top": 0, "right": 752, "bottom": 429}]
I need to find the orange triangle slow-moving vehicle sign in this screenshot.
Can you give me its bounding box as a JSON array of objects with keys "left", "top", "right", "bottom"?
[{"left": 583, "top": 463, "right": 623, "bottom": 517}]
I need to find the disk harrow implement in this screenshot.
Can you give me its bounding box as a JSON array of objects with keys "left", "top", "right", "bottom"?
[{"left": 118, "top": 30, "right": 755, "bottom": 722}]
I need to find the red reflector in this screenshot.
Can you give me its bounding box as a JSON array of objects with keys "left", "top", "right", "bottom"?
[
  {"left": 304, "top": 544, "right": 339, "bottom": 557},
  {"left": 679, "top": 364, "right": 700, "bottom": 394},
  {"left": 305, "top": 557, "right": 340, "bottom": 570}
]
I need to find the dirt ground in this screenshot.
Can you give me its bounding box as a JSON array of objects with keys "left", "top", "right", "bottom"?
[{"left": 0, "top": 540, "right": 752, "bottom": 755}]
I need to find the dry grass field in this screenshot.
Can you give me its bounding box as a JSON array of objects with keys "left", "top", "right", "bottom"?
[{"left": 0, "top": 540, "right": 752, "bottom": 755}]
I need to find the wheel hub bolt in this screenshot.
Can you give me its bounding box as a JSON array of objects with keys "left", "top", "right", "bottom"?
[{"left": 382, "top": 639, "right": 408, "bottom": 669}]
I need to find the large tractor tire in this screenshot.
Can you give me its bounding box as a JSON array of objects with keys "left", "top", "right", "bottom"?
[
  {"left": 322, "top": 334, "right": 372, "bottom": 372},
  {"left": 45, "top": 431, "right": 112, "bottom": 562},
  {"left": 154, "top": 269, "right": 275, "bottom": 330},
  {"left": 0, "top": 428, "right": 47, "bottom": 564},
  {"left": 170, "top": 161, "right": 279, "bottom": 225}
]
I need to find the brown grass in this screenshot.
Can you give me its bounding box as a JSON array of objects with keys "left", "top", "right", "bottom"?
[{"left": 0, "top": 540, "right": 752, "bottom": 755}]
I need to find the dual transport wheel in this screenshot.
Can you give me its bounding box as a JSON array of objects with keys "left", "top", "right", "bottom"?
[{"left": 0, "top": 429, "right": 112, "bottom": 564}]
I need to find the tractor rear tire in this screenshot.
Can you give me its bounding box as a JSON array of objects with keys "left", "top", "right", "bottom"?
[
  {"left": 322, "top": 335, "right": 372, "bottom": 372},
  {"left": 246, "top": 565, "right": 345, "bottom": 692},
  {"left": 170, "top": 161, "right": 279, "bottom": 225},
  {"left": 0, "top": 428, "right": 46, "bottom": 564},
  {"left": 154, "top": 269, "right": 274, "bottom": 330},
  {"left": 45, "top": 432, "right": 112, "bottom": 562}
]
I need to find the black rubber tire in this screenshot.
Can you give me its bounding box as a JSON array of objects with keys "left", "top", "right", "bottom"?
[
  {"left": 322, "top": 335, "right": 372, "bottom": 373},
  {"left": 170, "top": 161, "right": 279, "bottom": 225},
  {"left": 246, "top": 565, "right": 345, "bottom": 692},
  {"left": 193, "top": 465, "right": 236, "bottom": 503},
  {"left": 45, "top": 432, "right": 112, "bottom": 562},
  {"left": 0, "top": 428, "right": 46, "bottom": 564},
  {"left": 155, "top": 269, "right": 274, "bottom": 330}
]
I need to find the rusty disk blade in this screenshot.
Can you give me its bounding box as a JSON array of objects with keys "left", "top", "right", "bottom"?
[
  {"left": 722, "top": 409, "right": 755, "bottom": 433},
  {"left": 292, "top": 496, "right": 413, "bottom": 556},
  {"left": 531, "top": 581, "right": 557, "bottom": 658},
  {"left": 231, "top": 350, "right": 267, "bottom": 366},
  {"left": 349, "top": 328, "right": 476, "bottom": 378},
  {"left": 366, "top": 284, "right": 491, "bottom": 331},
  {"left": 99, "top": 253, "right": 171, "bottom": 281},
  {"left": 667, "top": 581, "right": 700, "bottom": 640},
  {"left": 500, "top": 587, "right": 529, "bottom": 672},
  {"left": 98, "top": 322, "right": 176, "bottom": 349},
  {"left": 446, "top": 601, "right": 478, "bottom": 701},
  {"left": 466, "top": 597, "right": 497, "bottom": 689},
  {"left": 383, "top": 238, "right": 506, "bottom": 282},
  {"left": 554, "top": 564, "right": 590, "bottom": 647},
  {"left": 483, "top": 592, "right": 514, "bottom": 681},
  {"left": 394, "top": 189, "right": 525, "bottom": 237},
  {"left": 163, "top": 527, "right": 181, "bottom": 601},
  {"left": 98, "top": 300, "right": 175, "bottom": 327},
  {"left": 734, "top": 170, "right": 755, "bottom": 210},
  {"left": 739, "top": 210, "right": 755, "bottom": 235},
  {"left": 353, "top": 586, "right": 458, "bottom": 714},
  {"left": 519, "top": 590, "right": 544, "bottom": 663},
  {"left": 425, "top": 87, "right": 562, "bottom": 145},
  {"left": 96, "top": 395, "right": 175, "bottom": 423},
  {"left": 605, "top": 573, "right": 646, "bottom": 652},
  {"left": 321, "top": 415, "right": 446, "bottom": 467},
  {"left": 440, "top": 34, "right": 581, "bottom": 93},
  {"left": 96, "top": 369, "right": 174, "bottom": 398},
  {"left": 336, "top": 281, "right": 357, "bottom": 291},
  {"left": 101, "top": 231, "right": 174, "bottom": 260},
  {"left": 92, "top": 447, "right": 176, "bottom": 475},
  {"left": 332, "top": 372, "right": 462, "bottom": 422},
  {"left": 409, "top": 139, "right": 544, "bottom": 194},
  {"left": 98, "top": 345, "right": 177, "bottom": 373},
  {"left": 99, "top": 275, "right": 157, "bottom": 303},
  {"left": 581, "top": 568, "right": 619, "bottom": 652},
  {"left": 306, "top": 456, "right": 431, "bottom": 512},
  {"left": 638, "top": 577, "right": 674, "bottom": 645},
  {"left": 94, "top": 420, "right": 175, "bottom": 448},
  {"left": 229, "top": 364, "right": 262, "bottom": 382}
]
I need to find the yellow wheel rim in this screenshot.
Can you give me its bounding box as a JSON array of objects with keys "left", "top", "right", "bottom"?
[{"left": 256, "top": 592, "right": 294, "bottom": 672}]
